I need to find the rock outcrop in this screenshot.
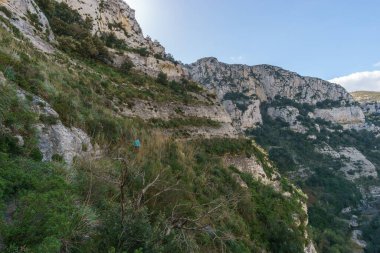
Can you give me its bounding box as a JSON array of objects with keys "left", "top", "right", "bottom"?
[
  {"left": 267, "top": 106, "right": 308, "bottom": 133},
  {"left": 360, "top": 101, "right": 380, "bottom": 115},
  {"left": 16, "top": 89, "right": 92, "bottom": 165},
  {"left": 36, "top": 123, "right": 92, "bottom": 165},
  {"left": 223, "top": 155, "right": 275, "bottom": 186},
  {"left": 0, "top": 0, "right": 55, "bottom": 53},
  {"left": 56, "top": 0, "right": 187, "bottom": 79},
  {"left": 121, "top": 99, "right": 237, "bottom": 138},
  {"left": 186, "top": 57, "right": 360, "bottom": 131},
  {"left": 318, "top": 145, "right": 378, "bottom": 181},
  {"left": 187, "top": 57, "right": 353, "bottom": 104},
  {"left": 56, "top": 0, "right": 162, "bottom": 55},
  {"left": 310, "top": 106, "right": 365, "bottom": 127}
]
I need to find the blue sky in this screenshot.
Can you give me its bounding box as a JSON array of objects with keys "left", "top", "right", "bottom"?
[{"left": 125, "top": 0, "right": 380, "bottom": 91}]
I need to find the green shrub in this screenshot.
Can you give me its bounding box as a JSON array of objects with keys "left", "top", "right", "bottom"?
[
  {"left": 0, "top": 6, "right": 12, "bottom": 18},
  {"left": 316, "top": 99, "right": 344, "bottom": 109},
  {"left": 27, "top": 11, "right": 42, "bottom": 32},
  {"left": 157, "top": 71, "right": 168, "bottom": 85},
  {"left": 120, "top": 58, "right": 135, "bottom": 73},
  {"left": 100, "top": 32, "right": 127, "bottom": 50},
  {"left": 35, "top": 0, "right": 110, "bottom": 62},
  {"left": 39, "top": 114, "right": 58, "bottom": 125},
  {"left": 132, "top": 47, "right": 149, "bottom": 57},
  {"left": 0, "top": 157, "right": 92, "bottom": 252}
]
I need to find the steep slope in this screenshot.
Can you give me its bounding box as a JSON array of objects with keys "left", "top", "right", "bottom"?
[
  {"left": 0, "top": 0, "right": 316, "bottom": 252},
  {"left": 187, "top": 58, "right": 380, "bottom": 252}
]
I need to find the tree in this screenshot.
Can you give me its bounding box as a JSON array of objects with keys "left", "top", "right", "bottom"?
[{"left": 157, "top": 72, "right": 168, "bottom": 85}]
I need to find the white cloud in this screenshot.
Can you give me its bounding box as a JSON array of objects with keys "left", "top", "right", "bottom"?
[{"left": 329, "top": 71, "right": 380, "bottom": 92}]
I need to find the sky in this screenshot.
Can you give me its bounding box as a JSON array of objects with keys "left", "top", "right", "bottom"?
[{"left": 125, "top": 0, "right": 380, "bottom": 92}]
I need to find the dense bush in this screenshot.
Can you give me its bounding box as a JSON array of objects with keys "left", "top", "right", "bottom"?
[
  {"left": 157, "top": 71, "right": 168, "bottom": 85},
  {"left": 0, "top": 6, "right": 12, "bottom": 18},
  {"left": 363, "top": 214, "right": 380, "bottom": 252},
  {"left": 100, "top": 32, "right": 127, "bottom": 50},
  {"left": 366, "top": 114, "right": 380, "bottom": 127},
  {"left": 248, "top": 101, "right": 368, "bottom": 252},
  {"left": 315, "top": 99, "right": 344, "bottom": 109},
  {"left": 35, "top": 0, "right": 110, "bottom": 62},
  {"left": 0, "top": 157, "right": 90, "bottom": 252}
]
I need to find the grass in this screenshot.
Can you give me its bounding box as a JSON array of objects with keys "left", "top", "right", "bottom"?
[{"left": 0, "top": 25, "right": 209, "bottom": 144}]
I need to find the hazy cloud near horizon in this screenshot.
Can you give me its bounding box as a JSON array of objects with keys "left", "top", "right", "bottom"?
[{"left": 329, "top": 71, "right": 380, "bottom": 92}]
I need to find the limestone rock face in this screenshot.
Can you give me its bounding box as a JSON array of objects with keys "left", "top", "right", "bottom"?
[
  {"left": 186, "top": 57, "right": 358, "bottom": 131},
  {"left": 113, "top": 52, "right": 188, "bottom": 80},
  {"left": 17, "top": 89, "right": 92, "bottom": 165},
  {"left": 121, "top": 100, "right": 232, "bottom": 123},
  {"left": 267, "top": 106, "right": 308, "bottom": 133},
  {"left": 223, "top": 99, "right": 262, "bottom": 130},
  {"left": 360, "top": 101, "right": 380, "bottom": 115},
  {"left": 0, "top": 0, "right": 54, "bottom": 53},
  {"left": 36, "top": 123, "right": 92, "bottom": 164},
  {"left": 319, "top": 145, "right": 378, "bottom": 181},
  {"left": 121, "top": 99, "right": 237, "bottom": 138},
  {"left": 187, "top": 57, "right": 353, "bottom": 104},
  {"left": 56, "top": 0, "right": 186, "bottom": 79},
  {"left": 223, "top": 156, "right": 272, "bottom": 185},
  {"left": 55, "top": 0, "right": 162, "bottom": 54},
  {"left": 310, "top": 106, "right": 365, "bottom": 127}
]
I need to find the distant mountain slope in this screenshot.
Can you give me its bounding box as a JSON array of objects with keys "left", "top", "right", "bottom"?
[{"left": 352, "top": 91, "right": 380, "bottom": 102}]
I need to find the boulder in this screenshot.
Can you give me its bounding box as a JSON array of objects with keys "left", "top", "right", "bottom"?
[{"left": 17, "top": 89, "right": 93, "bottom": 165}]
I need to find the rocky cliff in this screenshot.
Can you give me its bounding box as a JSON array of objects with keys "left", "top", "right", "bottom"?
[
  {"left": 185, "top": 57, "right": 365, "bottom": 131},
  {"left": 56, "top": 0, "right": 163, "bottom": 56},
  {"left": 0, "top": 0, "right": 55, "bottom": 52},
  {"left": 54, "top": 0, "right": 188, "bottom": 79}
]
